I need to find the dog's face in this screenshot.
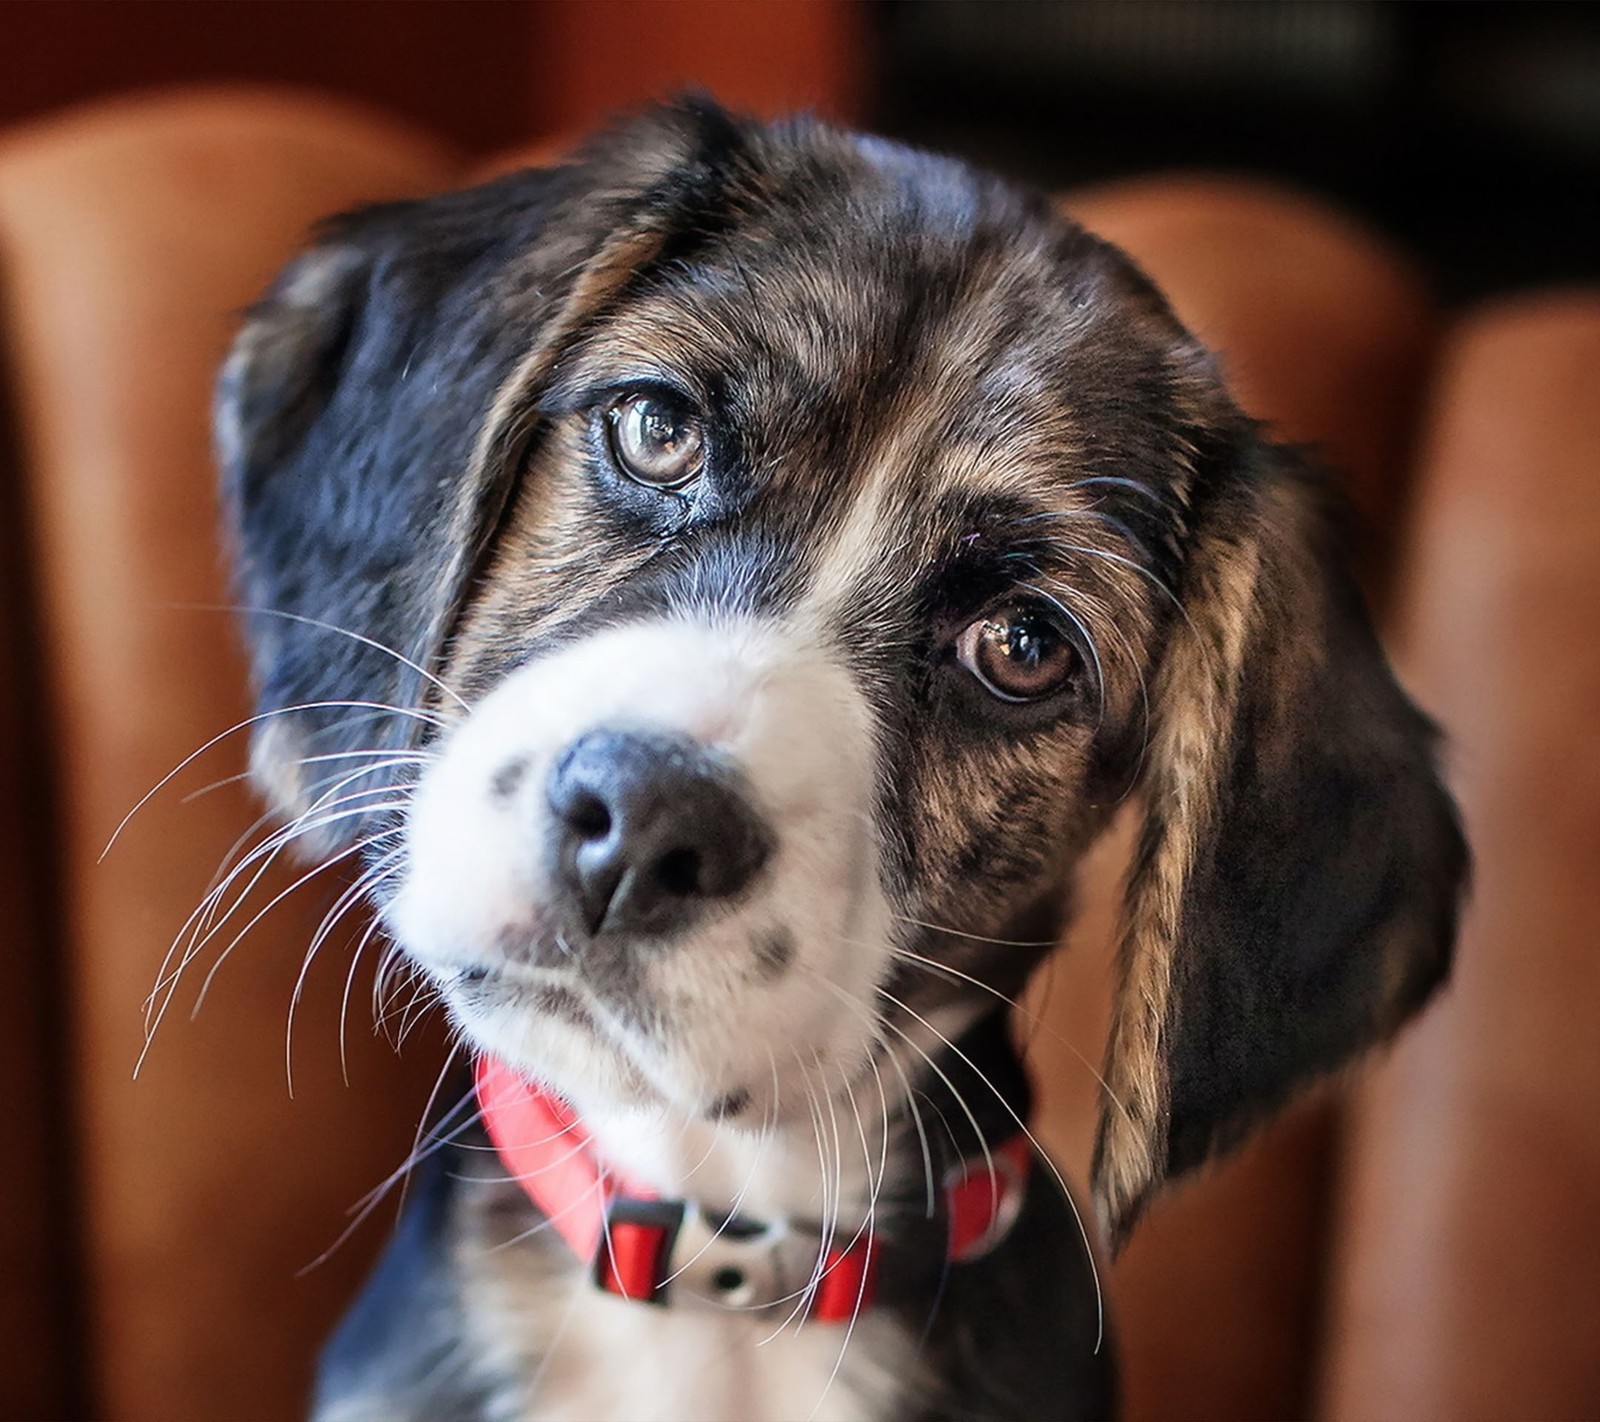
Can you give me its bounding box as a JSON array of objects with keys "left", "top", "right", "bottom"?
[{"left": 219, "top": 104, "right": 1465, "bottom": 1240}]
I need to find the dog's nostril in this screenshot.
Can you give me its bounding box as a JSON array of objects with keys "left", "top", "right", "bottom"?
[
  {"left": 654, "top": 846, "right": 702, "bottom": 897},
  {"left": 568, "top": 792, "right": 612, "bottom": 842}
]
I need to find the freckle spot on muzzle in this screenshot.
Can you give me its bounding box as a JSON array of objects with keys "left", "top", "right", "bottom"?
[
  {"left": 490, "top": 756, "right": 529, "bottom": 804},
  {"left": 751, "top": 929, "right": 794, "bottom": 981},
  {"left": 533, "top": 985, "right": 591, "bottom": 1027},
  {"left": 707, "top": 1088, "right": 752, "bottom": 1121}
]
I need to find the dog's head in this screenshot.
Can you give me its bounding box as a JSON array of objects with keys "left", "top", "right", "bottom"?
[{"left": 218, "top": 102, "right": 1465, "bottom": 1242}]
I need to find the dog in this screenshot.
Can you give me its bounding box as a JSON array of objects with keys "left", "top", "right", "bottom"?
[{"left": 215, "top": 100, "right": 1467, "bottom": 1421}]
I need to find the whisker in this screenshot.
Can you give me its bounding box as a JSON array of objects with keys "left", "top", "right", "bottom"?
[
  {"left": 102, "top": 698, "right": 443, "bottom": 863},
  {"left": 1031, "top": 532, "right": 1190, "bottom": 627},
  {"left": 809, "top": 1056, "right": 884, "bottom": 1421},
  {"left": 889, "top": 913, "right": 1057, "bottom": 949},
  {"left": 180, "top": 749, "right": 428, "bottom": 806},
  {"left": 888, "top": 943, "right": 1132, "bottom": 1126},
  {"left": 876, "top": 984, "right": 1105, "bottom": 1353},
  {"left": 171, "top": 602, "right": 471, "bottom": 712},
  {"left": 299, "top": 1051, "right": 472, "bottom": 1275},
  {"left": 657, "top": 1092, "right": 778, "bottom": 1291},
  {"left": 340, "top": 912, "right": 391, "bottom": 1084},
  {"left": 286, "top": 847, "right": 406, "bottom": 1096},
  {"left": 144, "top": 782, "right": 408, "bottom": 1032},
  {"left": 191, "top": 816, "right": 408, "bottom": 1018},
  {"left": 1060, "top": 474, "right": 1169, "bottom": 507}
]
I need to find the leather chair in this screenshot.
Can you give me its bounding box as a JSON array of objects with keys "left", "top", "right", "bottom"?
[{"left": 2, "top": 88, "right": 1596, "bottom": 1422}]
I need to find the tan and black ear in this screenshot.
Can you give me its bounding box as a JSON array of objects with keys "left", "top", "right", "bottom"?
[
  {"left": 215, "top": 99, "right": 753, "bottom": 838},
  {"left": 1092, "top": 430, "right": 1467, "bottom": 1247}
]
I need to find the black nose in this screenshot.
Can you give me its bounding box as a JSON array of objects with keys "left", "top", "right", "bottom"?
[{"left": 545, "top": 731, "right": 772, "bottom": 938}]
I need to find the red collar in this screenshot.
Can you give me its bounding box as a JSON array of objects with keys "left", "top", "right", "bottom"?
[{"left": 475, "top": 1055, "right": 1031, "bottom": 1323}]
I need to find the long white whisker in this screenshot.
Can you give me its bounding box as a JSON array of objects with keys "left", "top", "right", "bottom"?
[
  {"left": 180, "top": 749, "right": 428, "bottom": 806},
  {"left": 102, "top": 698, "right": 442, "bottom": 863},
  {"left": 140, "top": 803, "right": 376, "bottom": 1070},
  {"left": 876, "top": 985, "right": 1105, "bottom": 1352},
  {"left": 656, "top": 1093, "right": 778, "bottom": 1291},
  {"left": 178, "top": 775, "right": 408, "bottom": 962},
  {"left": 299, "top": 1049, "right": 471, "bottom": 1275},
  {"left": 888, "top": 913, "right": 1057, "bottom": 949},
  {"left": 340, "top": 912, "right": 391, "bottom": 1084},
  {"left": 808, "top": 1055, "right": 888, "bottom": 1421},
  {"left": 145, "top": 782, "right": 407, "bottom": 1031},
  {"left": 191, "top": 816, "right": 408, "bottom": 1020},
  {"left": 286, "top": 848, "right": 406, "bottom": 1095},
  {"left": 762, "top": 1049, "right": 833, "bottom": 1342},
  {"left": 887, "top": 943, "right": 1132, "bottom": 1126},
  {"left": 173, "top": 602, "right": 470, "bottom": 712}
]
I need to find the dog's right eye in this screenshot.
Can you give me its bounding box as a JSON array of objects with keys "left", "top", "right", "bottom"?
[
  {"left": 605, "top": 393, "right": 706, "bottom": 489},
  {"left": 955, "top": 602, "right": 1080, "bottom": 703}
]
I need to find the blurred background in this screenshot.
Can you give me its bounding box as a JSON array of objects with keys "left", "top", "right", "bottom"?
[
  {"left": 6, "top": 1, "right": 1598, "bottom": 291},
  {"left": 2, "top": 3, "right": 1597, "bottom": 1420}
]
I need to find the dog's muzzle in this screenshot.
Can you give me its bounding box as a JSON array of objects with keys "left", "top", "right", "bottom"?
[{"left": 390, "top": 614, "right": 894, "bottom": 1118}]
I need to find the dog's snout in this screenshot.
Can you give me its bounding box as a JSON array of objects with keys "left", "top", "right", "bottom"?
[{"left": 545, "top": 730, "right": 771, "bottom": 938}]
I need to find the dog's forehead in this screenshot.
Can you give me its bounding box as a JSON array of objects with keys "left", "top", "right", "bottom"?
[
  {"left": 559, "top": 161, "right": 1190, "bottom": 533},
  {"left": 451, "top": 138, "right": 1204, "bottom": 694}
]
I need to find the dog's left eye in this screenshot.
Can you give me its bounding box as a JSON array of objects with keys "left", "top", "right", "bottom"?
[
  {"left": 955, "top": 603, "right": 1079, "bottom": 702},
  {"left": 605, "top": 393, "right": 706, "bottom": 489}
]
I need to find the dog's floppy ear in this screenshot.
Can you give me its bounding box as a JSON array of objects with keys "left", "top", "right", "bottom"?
[
  {"left": 1092, "top": 425, "right": 1467, "bottom": 1247},
  {"left": 216, "top": 100, "right": 751, "bottom": 842}
]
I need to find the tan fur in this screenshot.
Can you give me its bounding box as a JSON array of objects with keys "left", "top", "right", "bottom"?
[{"left": 1094, "top": 514, "right": 1263, "bottom": 1241}]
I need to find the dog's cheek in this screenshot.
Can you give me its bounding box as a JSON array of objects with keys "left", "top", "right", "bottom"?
[
  {"left": 445, "top": 426, "right": 664, "bottom": 701},
  {"left": 899, "top": 731, "right": 1093, "bottom": 918}
]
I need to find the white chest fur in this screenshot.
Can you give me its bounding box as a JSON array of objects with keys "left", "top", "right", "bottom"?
[{"left": 512, "top": 1285, "right": 916, "bottom": 1422}]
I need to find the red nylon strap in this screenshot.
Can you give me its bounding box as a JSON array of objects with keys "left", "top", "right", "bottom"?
[
  {"left": 946, "top": 1135, "right": 1033, "bottom": 1262},
  {"left": 596, "top": 1219, "right": 674, "bottom": 1304},
  {"left": 476, "top": 1055, "right": 1029, "bottom": 1318},
  {"left": 476, "top": 1054, "right": 609, "bottom": 1259},
  {"left": 813, "top": 1238, "right": 880, "bottom": 1322}
]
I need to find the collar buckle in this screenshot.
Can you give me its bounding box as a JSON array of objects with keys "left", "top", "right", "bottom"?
[{"left": 598, "top": 1195, "right": 880, "bottom": 1320}]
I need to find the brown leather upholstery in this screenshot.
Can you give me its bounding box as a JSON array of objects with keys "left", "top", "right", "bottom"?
[
  {"left": 1320, "top": 295, "right": 1600, "bottom": 1422},
  {"left": 0, "top": 90, "right": 458, "bottom": 1422},
  {"left": 0, "top": 283, "right": 78, "bottom": 1422},
  {"left": 1, "top": 86, "right": 1594, "bottom": 1422}
]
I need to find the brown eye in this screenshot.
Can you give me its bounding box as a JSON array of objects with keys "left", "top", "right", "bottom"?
[
  {"left": 955, "top": 604, "right": 1078, "bottom": 702},
  {"left": 606, "top": 393, "right": 705, "bottom": 488}
]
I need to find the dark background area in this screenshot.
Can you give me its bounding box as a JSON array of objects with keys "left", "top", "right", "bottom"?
[
  {"left": 873, "top": 1, "right": 1600, "bottom": 302},
  {"left": 3, "top": 2, "right": 1594, "bottom": 301},
  {"left": 0, "top": 1, "right": 540, "bottom": 151}
]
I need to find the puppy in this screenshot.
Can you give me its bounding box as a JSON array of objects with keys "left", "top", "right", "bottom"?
[{"left": 217, "top": 101, "right": 1466, "bottom": 1422}]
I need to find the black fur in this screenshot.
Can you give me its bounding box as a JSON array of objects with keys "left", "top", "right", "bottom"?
[{"left": 219, "top": 104, "right": 755, "bottom": 843}]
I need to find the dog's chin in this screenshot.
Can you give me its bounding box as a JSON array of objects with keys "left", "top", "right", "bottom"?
[{"left": 423, "top": 948, "right": 883, "bottom": 1129}]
